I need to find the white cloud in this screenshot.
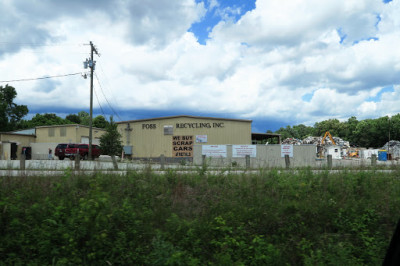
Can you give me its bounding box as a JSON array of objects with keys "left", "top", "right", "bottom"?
[
  {"left": 124, "top": 0, "right": 206, "bottom": 48},
  {"left": 1, "top": 0, "right": 400, "bottom": 130}
]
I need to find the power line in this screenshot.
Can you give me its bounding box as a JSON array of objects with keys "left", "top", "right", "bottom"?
[
  {"left": 97, "top": 62, "right": 121, "bottom": 112},
  {"left": 93, "top": 85, "right": 106, "bottom": 118},
  {"left": 0, "top": 72, "right": 87, "bottom": 83},
  {"left": 94, "top": 72, "right": 122, "bottom": 121},
  {"left": 0, "top": 42, "right": 85, "bottom": 47}
]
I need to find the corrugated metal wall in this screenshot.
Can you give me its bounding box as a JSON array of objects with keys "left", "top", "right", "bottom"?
[{"left": 118, "top": 117, "right": 252, "bottom": 158}]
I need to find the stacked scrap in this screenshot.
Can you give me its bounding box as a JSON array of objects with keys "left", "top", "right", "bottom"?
[
  {"left": 302, "top": 136, "right": 349, "bottom": 147},
  {"left": 382, "top": 140, "right": 400, "bottom": 159},
  {"left": 282, "top": 138, "right": 302, "bottom": 145},
  {"left": 332, "top": 137, "right": 350, "bottom": 147},
  {"left": 302, "top": 136, "right": 321, "bottom": 145},
  {"left": 282, "top": 135, "right": 351, "bottom": 147}
]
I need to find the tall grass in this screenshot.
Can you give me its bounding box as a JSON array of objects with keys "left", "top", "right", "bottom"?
[{"left": 1, "top": 169, "right": 399, "bottom": 265}]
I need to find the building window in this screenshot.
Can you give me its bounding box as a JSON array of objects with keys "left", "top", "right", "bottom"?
[
  {"left": 60, "top": 127, "right": 66, "bottom": 137},
  {"left": 164, "top": 125, "right": 173, "bottom": 135},
  {"left": 48, "top": 128, "right": 55, "bottom": 137}
]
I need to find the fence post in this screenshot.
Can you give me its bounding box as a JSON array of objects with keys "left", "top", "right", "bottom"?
[
  {"left": 20, "top": 153, "right": 26, "bottom": 170},
  {"left": 285, "top": 154, "right": 290, "bottom": 170},
  {"left": 75, "top": 155, "right": 80, "bottom": 171},
  {"left": 202, "top": 155, "right": 206, "bottom": 167},
  {"left": 371, "top": 154, "right": 377, "bottom": 167},
  {"left": 245, "top": 155, "right": 250, "bottom": 169},
  {"left": 327, "top": 154, "right": 332, "bottom": 169},
  {"left": 160, "top": 154, "right": 165, "bottom": 170}
]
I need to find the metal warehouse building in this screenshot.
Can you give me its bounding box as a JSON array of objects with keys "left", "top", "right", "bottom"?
[
  {"left": 1, "top": 115, "right": 281, "bottom": 161},
  {"left": 117, "top": 115, "right": 253, "bottom": 159},
  {"left": 0, "top": 125, "right": 106, "bottom": 160}
]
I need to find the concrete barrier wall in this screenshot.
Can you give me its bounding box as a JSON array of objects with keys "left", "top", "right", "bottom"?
[
  {"left": 193, "top": 144, "right": 400, "bottom": 168},
  {"left": 1, "top": 144, "right": 399, "bottom": 171},
  {"left": 193, "top": 144, "right": 317, "bottom": 168},
  {"left": 0, "top": 159, "right": 189, "bottom": 171}
]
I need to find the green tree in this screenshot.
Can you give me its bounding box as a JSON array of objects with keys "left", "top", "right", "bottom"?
[
  {"left": 66, "top": 114, "right": 81, "bottom": 124},
  {"left": 314, "top": 119, "right": 344, "bottom": 137},
  {"left": 0, "top": 85, "right": 29, "bottom": 131},
  {"left": 93, "top": 115, "right": 109, "bottom": 128},
  {"left": 342, "top": 116, "right": 358, "bottom": 144},
  {"left": 99, "top": 117, "right": 123, "bottom": 169},
  {"left": 352, "top": 117, "right": 390, "bottom": 148},
  {"left": 78, "top": 111, "right": 90, "bottom": 126},
  {"left": 293, "top": 124, "right": 315, "bottom": 139},
  {"left": 275, "top": 126, "right": 294, "bottom": 140},
  {"left": 274, "top": 124, "right": 314, "bottom": 140},
  {"left": 388, "top": 114, "right": 400, "bottom": 142},
  {"left": 25, "top": 113, "right": 68, "bottom": 128}
]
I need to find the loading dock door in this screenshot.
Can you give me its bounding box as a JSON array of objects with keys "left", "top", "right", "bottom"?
[{"left": 11, "top": 143, "right": 17, "bottom": 160}]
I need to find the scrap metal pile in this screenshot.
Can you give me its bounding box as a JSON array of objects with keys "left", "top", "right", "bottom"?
[
  {"left": 282, "top": 136, "right": 350, "bottom": 147},
  {"left": 382, "top": 140, "right": 400, "bottom": 158}
]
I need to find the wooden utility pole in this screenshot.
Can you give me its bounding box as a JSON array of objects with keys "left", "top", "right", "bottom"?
[{"left": 88, "top": 41, "right": 99, "bottom": 160}]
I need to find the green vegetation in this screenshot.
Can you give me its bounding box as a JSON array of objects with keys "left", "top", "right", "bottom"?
[
  {"left": 273, "top": 115, "right": 400, "bottom": 148},
  {"left": 0, "top": 84, "right": 108, "bottom": 130},
  {"left": 100, "top": 116, "right": 123, "bottom": 169},
  {"left": 1, "top": 170, "right": 399, "bottom": 265},
  {"left": 0, "top": 84, "right": 29, "bottom": 131},
  {"left": 17, "top": 111, "right": 109, "bottom": 129}
]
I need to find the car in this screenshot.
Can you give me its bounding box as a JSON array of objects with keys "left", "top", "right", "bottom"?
[
  {"left": 65, "top": 143, "right": 102, "bottom": 160},
  {"left": 55, "top": 143, "right": 78, "bottom": 160}
]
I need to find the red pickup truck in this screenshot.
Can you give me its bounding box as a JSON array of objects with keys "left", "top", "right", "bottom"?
[
  {"left": 64, "top": 144, "right": 102, "bottom": 160},
  {"left": 55, "top": 143, "right": 78, "bottom": 160}
]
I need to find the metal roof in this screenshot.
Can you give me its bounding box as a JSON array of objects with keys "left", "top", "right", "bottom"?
[
  {"left": 117, "top": 115, "right": 252, "bottom": 124},
  {"left": 8, "top": 128, "right": 36, "bottom": 135}
]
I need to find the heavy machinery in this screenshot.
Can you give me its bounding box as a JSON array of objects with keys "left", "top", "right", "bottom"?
[
  {"left": 348, "top": 149, "right": 359, "bottom": 158},
  {"left": 318, "top": 131, "right": 336, "bottom": 158},
  {"left": 321, "top": 131, "right": 336, "bottom": 145}
]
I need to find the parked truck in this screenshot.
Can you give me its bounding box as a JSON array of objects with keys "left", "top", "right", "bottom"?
[
  {"left": 55, "top": 143, "right": 78, "bottom": 160},
  {"left": 64, "top": 144, "right": 102, "bottom": 160}
]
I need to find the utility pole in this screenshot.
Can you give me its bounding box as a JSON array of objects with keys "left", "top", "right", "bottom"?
[{"left": 83, "top": 41, "right": 99, "bottom": 160}]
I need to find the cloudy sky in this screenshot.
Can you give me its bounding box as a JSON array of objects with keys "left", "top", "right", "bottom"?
[{"left": 1, "top": 0, "right": 400, "bottom": 132}]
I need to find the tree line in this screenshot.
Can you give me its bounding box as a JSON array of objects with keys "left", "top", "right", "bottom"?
[
  {"left": 1, "top": 84, "right": 109, "bottom": 131},
  {"left": 270, "top": 115, "right": 399, "bottom": 148}
]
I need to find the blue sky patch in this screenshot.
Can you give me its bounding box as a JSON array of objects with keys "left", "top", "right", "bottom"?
[
  {"left": 366, "top": 86, "right": 395, "bottom": 102},
  {"left": 302, "top": 91, "right": 315, "bottom": 102},
  {"left": 352, "top": 37, "right": 379, "bottom": 45},
  {"left": 190, "top": 0, "right": 256, "bottom": 44},
  {"left": 336, "top": 28, "right": 347, "bottom": 44},
  {"left": 375, "top": 14, "right": 381, "bottom": 28}
]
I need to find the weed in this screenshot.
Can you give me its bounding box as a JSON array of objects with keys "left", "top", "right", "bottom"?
[{"left": 0, "top": 170, "right": 398, "bottom": 264}]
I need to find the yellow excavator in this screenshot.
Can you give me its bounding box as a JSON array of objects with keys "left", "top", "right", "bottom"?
[
  {"left": 318, "top": 131, "right": 336, "bottom": 158},
  {"left": 321, "top": 131, "right": 336, "bottom": 145}
]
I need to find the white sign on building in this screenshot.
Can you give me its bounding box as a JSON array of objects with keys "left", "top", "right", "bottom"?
[
  {"left": 196, "top": 135, "right": 208, "bottom": 143},
  {"left": 232, "top": 145, "right": 256, "bottom": 157},
  {"left": 202, "top": 145, "right": 227, "bottom": 158},
  {"left": 281, "top": 144, "right": 293, "bottom": 157}
]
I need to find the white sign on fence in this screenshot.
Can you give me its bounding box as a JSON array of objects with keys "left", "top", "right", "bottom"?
[
  {"left": 232, "top": 145, "right": 256, "bottom": 157},
  {"left": 281, "top": 144, "right": 293, "bottom": 157},
  {"left": 202, "top": 145, "right": 227, "bottom": 158}
]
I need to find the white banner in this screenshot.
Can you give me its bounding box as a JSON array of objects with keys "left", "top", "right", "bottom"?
[
  {"left": 281, "top": 144, "right": 293, "bottom": 157},
  {"left": 202, "top": 145, "right": 227, "bottom": 158},
  {"left": 232, "top": 145, "right": 256, "bottom": 157}
]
